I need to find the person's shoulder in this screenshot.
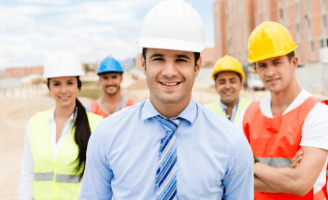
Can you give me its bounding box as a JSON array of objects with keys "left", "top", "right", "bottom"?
[
  {"left": 310, "top": 101, "right": 328, "bottom": 116},
  {"left": 91, "top": 101, "right": 145, "bottom": 141},
  {"left": 100, "top": 100, "right": 144, "bottom": 125},
  {"left": 86, "top": 112, "right": 103, "bottom": 125},
  {"left": 198, "top": 103, "right": 225, "bottom": 120},
  {"left": 241, "top": 97, "right": 252, "bottom": 105},
  {"left": 198, "top": 103, "right": 242, "bottom": 135},
  {"left": 204, "top": 101, "right": 218, "bottom": 108},
  {"left": 127, "top": 97, "right": 138, "bottom": 103},
  {"left": 31, "top": 109, "right": 52, "bottom": 120}
]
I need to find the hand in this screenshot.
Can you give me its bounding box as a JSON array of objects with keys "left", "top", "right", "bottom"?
[{"left": 290, "top": 149, "right": 303, "bottom": 168}]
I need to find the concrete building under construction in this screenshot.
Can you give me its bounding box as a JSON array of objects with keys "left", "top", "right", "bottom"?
[{"left": 213, "top": 0, "right": 328, "bottom": 94}]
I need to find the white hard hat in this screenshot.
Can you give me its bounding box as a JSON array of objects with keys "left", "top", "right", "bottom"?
[
  {"left": 137, "top": 0, "right": 205, "bottom": 52},
  {"left": 43, "top": 50, "right": 85, "bottom": 79}
]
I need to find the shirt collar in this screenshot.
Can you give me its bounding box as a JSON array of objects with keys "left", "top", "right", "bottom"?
[
  {"left": 219, "top": 97, "right": 241, "bottom": 111},
  {"left": 142, "top": 97, "right": 197, "bottom": 124},
  {"left": 49, "top": 108, "right": 77, "bottom": 123}
]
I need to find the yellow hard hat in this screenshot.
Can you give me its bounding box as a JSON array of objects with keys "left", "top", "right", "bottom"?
[
  {"left": 248, "top": 21, "right": 297, "bottom": 63},
  {"left": 212, "top": 55, "right": 245, "bottom": 81}
]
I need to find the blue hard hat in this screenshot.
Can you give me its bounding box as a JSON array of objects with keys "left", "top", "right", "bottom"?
[{"left": 97, "top": 57, "right": 124, "bottom": 75}]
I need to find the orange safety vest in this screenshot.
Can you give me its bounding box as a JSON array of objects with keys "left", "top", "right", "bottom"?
[
  {"left": 90, "top": 97, "right": 136, "bottom": 118},
  {"left": 243, "top": 97, "right": 328, "bottom": 200}
]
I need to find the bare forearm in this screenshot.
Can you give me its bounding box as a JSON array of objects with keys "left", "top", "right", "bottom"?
[
  {"left": 254, "top": 176, "right": 279, "bottom": 193},
  {"left": 254, "top": 162, "right": 303, "bottom": 195}
]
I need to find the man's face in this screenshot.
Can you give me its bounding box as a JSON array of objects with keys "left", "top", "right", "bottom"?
[
  {"left": 254, "top": 55, "right": 298, "bottom": 93},
  {"left": 215, "top": 72, "right": 243, "bottom": 104},
  {"left": 142, "top": 48, "right": 201, "bottom": 104},
  {"left": 99, "top": 73, "right": 123, "bottom": 96}
]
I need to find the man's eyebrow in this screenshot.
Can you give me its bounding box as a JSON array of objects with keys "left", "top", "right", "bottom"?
[
  {"left": 272, "top": 58, "right": 281, "bottom": 62},
  {"left": 177, "top": 54, "right": 191, "bottom": 60},
  {"left": 150, "top": 54, "right": 164, "bottom": 59}
]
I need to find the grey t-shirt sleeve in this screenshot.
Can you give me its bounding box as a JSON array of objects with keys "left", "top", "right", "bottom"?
[{"left": 85, "top": 104, "right": 91, "bottom": 112}]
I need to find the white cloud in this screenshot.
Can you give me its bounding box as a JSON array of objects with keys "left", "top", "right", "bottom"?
[
  {"left": 0, "top": 1, "right": 146, "bottom": 68},
  {"left": 0, "top": 0, "right": 213, "bottom": 69},
  {"left": 20, "top": 0, "right": 67, "bottom": 5}
]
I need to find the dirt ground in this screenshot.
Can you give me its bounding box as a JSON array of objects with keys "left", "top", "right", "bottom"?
[{"left": 1, "top": 75, "right": 327, "bottom": 199}]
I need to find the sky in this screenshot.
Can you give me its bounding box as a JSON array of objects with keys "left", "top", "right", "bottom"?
[{"left": 0, "top": 0, "right": 217, "bottom": 69}]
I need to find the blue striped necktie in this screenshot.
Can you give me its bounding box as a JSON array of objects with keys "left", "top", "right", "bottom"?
[{"left": 155, "top": 115, "right": 182, "bottom": 200}]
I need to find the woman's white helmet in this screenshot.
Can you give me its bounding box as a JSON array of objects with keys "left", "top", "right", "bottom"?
[
  {"left": 43, "top": 50, "right": 85, "bottom": 79},
  {"left": 137, "top": 0, "right": 205, "bottom": 53}
]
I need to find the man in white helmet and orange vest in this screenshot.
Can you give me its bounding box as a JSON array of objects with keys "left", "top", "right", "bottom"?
[
  {"left": 206, "top": 55, "right": 251, "bottom": 125},
  {"left": 79, "top": 0, "right": 254, "bottom": 199},
  {"left": 237, "top": 21, "right": 328, "bottom": 199},
  {"left": 86, "top": 57, "right": 136, "bottom": 118}
]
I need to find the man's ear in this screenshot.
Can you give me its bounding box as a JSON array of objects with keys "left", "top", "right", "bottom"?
[
  {"left": 141, "top": 55, "right": 146, "bottom": 75},
  {"left": 291, "top": 56, "right": 298, "bottom": 70},
  {"left": 194, "top": 56, "right": 202, "bottom": 78},
  {"left": 253, "top": 63, "right": 257, "bottom": 73}
]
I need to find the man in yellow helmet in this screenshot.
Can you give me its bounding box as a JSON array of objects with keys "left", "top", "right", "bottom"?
[
  {"left": 237, "top": 21, "right": 328, "bottom": 199},
  {"left": 206, "top": 55, "right": 251, "bottom": 125}
]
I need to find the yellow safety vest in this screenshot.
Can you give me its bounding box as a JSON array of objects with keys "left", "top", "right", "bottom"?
[
  {"left": 205, "top": 98, "right": 251, "bottom": 125},
  {"left": 29, "top": 109, "right": 102, "bottom": 200}
]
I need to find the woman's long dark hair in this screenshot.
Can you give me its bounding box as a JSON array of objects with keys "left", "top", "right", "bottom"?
[{"left": 47, "top": 76, "right": 91, "bottom": 178}]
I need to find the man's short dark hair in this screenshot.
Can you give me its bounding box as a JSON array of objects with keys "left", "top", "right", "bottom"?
[
  {"left": 286, "top": 51, "right": 295, "bottom": 62},
  {"left": 214, "top": 71, "right": 242, "bottom": 82},
  {"left": 142, "top": 48, "right": 200, "bottom": 67},
  {"left": 98, "top": 72, "right": 123, "bottom": 76},
  {"left": 253, "top": 51, "right": 295, "bottom": 66}
]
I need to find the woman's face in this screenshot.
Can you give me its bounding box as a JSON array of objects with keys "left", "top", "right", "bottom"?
[{"left": 48, "top": 76, "right": 80, "bottom": 109}]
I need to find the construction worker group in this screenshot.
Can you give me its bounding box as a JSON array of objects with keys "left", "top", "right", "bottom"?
[{"left": 18, "top": 0, "right": 328, "bottom": 199}]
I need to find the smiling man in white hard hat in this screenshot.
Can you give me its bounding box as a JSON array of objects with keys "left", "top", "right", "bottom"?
[{"left": 79, "top": 1, "right": 253, "bottom": 199}]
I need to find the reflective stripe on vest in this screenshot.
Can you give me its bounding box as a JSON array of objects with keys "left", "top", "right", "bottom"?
[
  {"left": 34, "top": 172, "right": 54, "bottom": 181},
  {"left": 90, "top": 97, "right": 136, "bottom": 118},
  {"left": 34, "top": 172, "right": 81, "bottom": 184},
  {"left": 56, "top": 174, "right": 81, "bottom": 184},
  {"left": 243, "top": 97, "right": 328, "bottom": 199},
  {"left": 29, "top": 109, "right": 102, "bottom": 200},
  {"left": 205, "top": 98, "right": 251, "bottom": 125},
  {"left": 254, "top": 157, "right": 292, "bottom": 168}
]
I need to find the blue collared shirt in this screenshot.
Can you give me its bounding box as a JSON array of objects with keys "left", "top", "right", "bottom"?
[
  {"left": 79, "top": 98, "right": 254, "bottom": 200},
  {"left": 219, "top": 97, "right": 241, "bottom": 122}
]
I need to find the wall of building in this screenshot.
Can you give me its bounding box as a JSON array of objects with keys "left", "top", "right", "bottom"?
[
  {"left": 296, "top": 63, "right": 325, "bottom": 92},
  {"left": 213, "top": 0, "right": 328, "bottom": 93},
  {"left": 1, "top": 62, "right": 97, "bottom": 78},
  {"left": 4, "top": 66, "right": 43, "bottom": 78},
  {"left": 200, "top": 47, "right": 216, "bottom": 68}
]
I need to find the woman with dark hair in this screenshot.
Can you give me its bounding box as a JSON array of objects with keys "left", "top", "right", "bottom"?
[{"left": 19, "top": 50, "right": 102, "bottom": 200}]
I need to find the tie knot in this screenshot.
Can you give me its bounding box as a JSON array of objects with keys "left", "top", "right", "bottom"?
[{"left": 155, "top": 115, "right": 183, "bottom": 132}]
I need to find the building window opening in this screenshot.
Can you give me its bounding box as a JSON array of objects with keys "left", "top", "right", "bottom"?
[
  {"left": 311, "top": 41, "right": 315, "bottom": 52},
  {"left": 280, "top": 9, "right": 284, "bottom": 19},
  {"left": 323, "top": 15, "right": 327, "bottom": 28}
]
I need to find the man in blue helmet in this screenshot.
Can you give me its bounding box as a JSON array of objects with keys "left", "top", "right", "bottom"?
[{"left": 86, "top": 57, "right": 137, "bottom": 118}]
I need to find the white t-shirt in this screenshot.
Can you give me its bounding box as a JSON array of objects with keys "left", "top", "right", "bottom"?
[
  {"left": 237, "top": 89, "right": 328, "bottom": 194},
  {"left": 19, "top": 108, "right": 75, "bottom": 200}
]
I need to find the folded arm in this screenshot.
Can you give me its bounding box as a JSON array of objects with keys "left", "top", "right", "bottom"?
[{"left": 254, "top": 146, "right": 328, "bottom": 196}]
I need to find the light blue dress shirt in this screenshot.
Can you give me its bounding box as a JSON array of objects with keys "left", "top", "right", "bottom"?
[
  {"left": 219, "top": 97, "right": 240, "bottom": 122},
  {"left": 79, "top": 98, "right": 254, "bottom": 200}
]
